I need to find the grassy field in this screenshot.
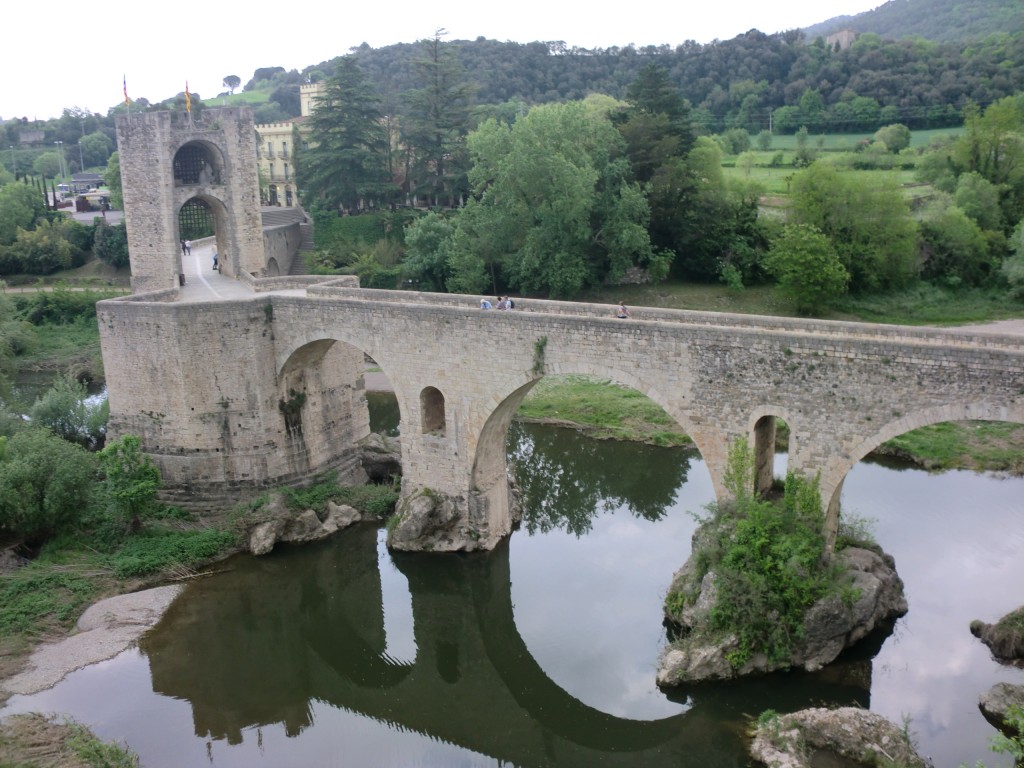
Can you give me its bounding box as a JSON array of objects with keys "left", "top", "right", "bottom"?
[
  {"left": 578, "top": 280, "right": 1024, "bottom": 327},
  {"left": 753, "top": 127, "right": 961, "bottom": 152}
]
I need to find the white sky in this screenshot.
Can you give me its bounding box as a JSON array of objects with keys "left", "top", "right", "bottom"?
[{"left": 3, "top": 0, "right": 881, "bottom": 122}]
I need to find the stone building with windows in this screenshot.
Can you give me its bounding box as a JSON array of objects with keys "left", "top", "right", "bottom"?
[{"left": 255, "top": 82, "right": 324, "bottom": 207}]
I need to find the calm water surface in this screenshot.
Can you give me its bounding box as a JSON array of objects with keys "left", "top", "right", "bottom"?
[{"left": 2, "top": 420, "right": 1022, "bottom": 767}]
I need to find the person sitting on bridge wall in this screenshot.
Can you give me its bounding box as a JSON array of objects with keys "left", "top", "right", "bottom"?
[
  {"left": 480, "top": 298, "right": 492, "bottom": 310},
  {"left": 616, "top": 302, "right": 630, "bottom": 319}
]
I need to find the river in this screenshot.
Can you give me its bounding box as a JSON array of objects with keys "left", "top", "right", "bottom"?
[{"left": 2, "top": 409, "right": 1022, "bottom": 767}]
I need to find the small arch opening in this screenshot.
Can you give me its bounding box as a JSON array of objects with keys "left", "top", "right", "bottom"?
[
  {"left": 178, "top": 198, "right": 215, "bottom": 241},
  {"left": 420, "top": 387, "right": 446, "bottom": 436},
  {"left": 173, "top": 142, "right": 222, "bottom": 186},
  {"left": 753, "top": 414, "right": 778, "bottom": 498}
]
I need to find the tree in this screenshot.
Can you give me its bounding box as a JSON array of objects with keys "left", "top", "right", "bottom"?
[
  {"left": 299, "top": 57, "right": 394, "bottom": 212},
  {"left": 447, "top": 101, "right": 665, "bottom": 298},
  {"left": 223, "top": 75, "right": 241, "bottom": 94},
  {"left": 29, "top": 374, "right": 107, "bottom": 449},
  {"left": 0, "top": 428, "right": 97, "bottom": 542},
  {"left": 103, "top": 152, "right": 122, "bottom": 209},
  {"left": 403, "top": 29, "right": 474, "bottom": 208},
  {"left": 765, "top": 224, "right": 849, "bottom": 313},
  {"left": 32, "top": 151, "right": 61, "bottom": 179},
  {"left": 1002, "top": 218, "right": 1024, "bottom": 298},
  {"left": 402, "top": 211, "right": 456, "bottom": 291},
  {"left": 79, "top": 132, "right": 113, "bottom": 169},
  {"left": 99, "top": 435, "right": 161, "bottom": 535},
  {"left": 0, "top": 182, "right": 46, "bottom": 245},
  {"left": 919, "top": 200, "right": 994, "bottom": 286},
  {"left": 954, "top": 171, "right": 1003, "bottom": 232},
  {"left": 9, "top": 219, "right": 73, "bottom": 274},
  {"left": 789, "top": 161, "right": 918, "bottom": 292},
  {"left": 624, "top": 63, "right": 695, "bottom": 153},
  {"left": 93, "top": 221, "right": 130, "bottom": 269},
  {"left": 873, "top": 123, "right": 911, "bottom": 153}
]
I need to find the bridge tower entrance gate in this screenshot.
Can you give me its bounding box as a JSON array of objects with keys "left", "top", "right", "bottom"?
[{"left": 115, "top": 108, "right": 266, "bottom": 293}]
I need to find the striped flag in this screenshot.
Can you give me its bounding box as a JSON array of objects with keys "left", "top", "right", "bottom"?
[
  {"left": 185, "top": 81, "right": 191, "bottom": 113},
  {"left": 123, "top": 74, "right": 129, "bottom": 106}
]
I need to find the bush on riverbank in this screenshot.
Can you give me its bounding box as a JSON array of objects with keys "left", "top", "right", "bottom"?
[{"left": 0, "top": 713, "right": 139, "bottom": 768}]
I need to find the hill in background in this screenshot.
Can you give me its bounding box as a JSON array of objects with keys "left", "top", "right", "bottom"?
[{"left": 803, "top": 0, "right": 1024, "bottom": 43}]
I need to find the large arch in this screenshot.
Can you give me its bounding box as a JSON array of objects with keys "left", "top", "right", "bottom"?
[
  {"left": 470, "top": 362, "right": 724, "bottom": 535},
  {"left": 820, "top": 400, "right": 1024, "bottom": 550},
  {"left": 276, "top": 336, "right": 386, "bottom": 480}
]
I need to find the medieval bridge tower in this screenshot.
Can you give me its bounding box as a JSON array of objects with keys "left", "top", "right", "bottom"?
[{"left": 115, "top": 107, "right": 265, "bottom": 292}]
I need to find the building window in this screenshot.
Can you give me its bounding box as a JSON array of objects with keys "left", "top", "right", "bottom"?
[
  {"left": 282, "top": 141, "right": 288, "bottom": 159},
  {"left": 269, "top": 162, "right": 275, "bottom": 179},
  {"left": 267, "top": 141, "right": 273, "bottom": 156},
  {"left": 284, "top": 163, "right": 289, "bottom": 181}
]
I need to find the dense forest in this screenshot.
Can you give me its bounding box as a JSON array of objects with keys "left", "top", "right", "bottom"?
[
  {"left": 3, "top": 3, "right": 1024, "bottom": 161},
  {"left": 805, "top": 0, "right": 1024, "bottom": 45}
]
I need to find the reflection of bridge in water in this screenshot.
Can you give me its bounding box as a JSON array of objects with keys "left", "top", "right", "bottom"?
[{"left": 140, "top": 524, "right": 871, "bottom": 766}]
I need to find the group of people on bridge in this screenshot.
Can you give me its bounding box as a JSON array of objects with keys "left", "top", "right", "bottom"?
[{"left": 480, "top": 296, "right": 516, "bottom": 310}]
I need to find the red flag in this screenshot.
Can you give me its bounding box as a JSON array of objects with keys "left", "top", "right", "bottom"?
[
  {"left": 123, "top": 74, "right": 129, "bottom": 106},
  {"left": 185, "top": 81, "right": 191, "bottom": 113}
]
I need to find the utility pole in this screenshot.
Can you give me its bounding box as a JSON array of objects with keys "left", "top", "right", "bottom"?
[
  {"left": 78, "top": 118, "right": 86, "bottom": 175},
  {"left": 54, "top": 140, "right": 66, "bottom": 180}
]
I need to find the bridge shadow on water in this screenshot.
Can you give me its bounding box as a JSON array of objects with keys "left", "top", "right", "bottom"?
[{"left": 139, "top": 520, "right": 873, "bottom": 767}]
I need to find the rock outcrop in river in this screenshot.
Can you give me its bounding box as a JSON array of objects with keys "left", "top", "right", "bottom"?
[
  {"left": 246, "top": 492, "right": 364, "bottom": 555},
  {"left": 657, "top": 537, "right": 907, "bottom": 685},
  {"left": 749, "top": 707, "right": 934, "bottom": 768},
  {"left": 970, "top": 604, "right": 1024, "bottom": 663}
]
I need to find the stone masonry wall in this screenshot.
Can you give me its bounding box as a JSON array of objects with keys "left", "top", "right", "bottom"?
[{"left": 101, "top": 289, "right": 1024, "bottom": 538}]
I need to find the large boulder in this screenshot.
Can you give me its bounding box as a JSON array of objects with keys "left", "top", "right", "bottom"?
[
  {"left": 979, "top": 682, "right": 1024, "bottom": 733},
  {"left": 244, "top": 491, "right": 363, "bottom": 555},
  {"left": 359, "top": 433, "right": 402, "bottom": 483},
  {"left": 750, "top": 707, "right": 934, "bottom": 768},
  {"left": 657, "top": 546, "right": 907, "bottom": 686},
  {"left": 970, "top": 605, "right": 1024, "bottom": 663}
]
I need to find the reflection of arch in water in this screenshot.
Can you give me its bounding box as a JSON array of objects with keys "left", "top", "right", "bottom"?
[
  {"left": 140, "top": 521, "right": 868, "bottom": 763},
  {"left": 821, "top": 402, "right": 1024, "bottom": 548},
  {"left": 389, "top": 540, "right": 692, "bottom": 759}
]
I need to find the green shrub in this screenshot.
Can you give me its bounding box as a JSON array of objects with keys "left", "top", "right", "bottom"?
[
  {"left": 0, "top": 428, "right": 98, "bottom": 542},
  {"left": 14, "top": 286, "right": 122, "bottom": 325},
  {"left": 0, "top": 569, "right": 97, "bottom": 635},
  {"left": 284, "top": 475, "right": 398, "bottom": 518},
  {"left": 109, "top": 529, "right": 236, "bottom": 579}
]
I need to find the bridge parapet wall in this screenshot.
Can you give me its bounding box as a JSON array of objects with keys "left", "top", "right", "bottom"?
[{"left": 306, "top": 287, "right": 1024, "bottom": 351}]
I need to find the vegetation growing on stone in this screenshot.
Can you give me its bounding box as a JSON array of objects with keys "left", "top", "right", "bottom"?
[{"left": 666, "top": 438, "right": 847, "bottom": 668}]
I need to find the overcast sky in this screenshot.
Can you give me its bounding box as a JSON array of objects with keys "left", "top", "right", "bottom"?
[{"left": 4, "top": 0, "right": 882, "bottom": 122}]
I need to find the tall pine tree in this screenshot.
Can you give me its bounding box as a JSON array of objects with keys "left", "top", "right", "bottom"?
[{"left": 299, "top": 57, "right": 395, "bottom": 212}]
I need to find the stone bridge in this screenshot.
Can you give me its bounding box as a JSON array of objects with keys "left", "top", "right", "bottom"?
[{"left": 98, "top": 264, "right": 1024, "bottom": 552}]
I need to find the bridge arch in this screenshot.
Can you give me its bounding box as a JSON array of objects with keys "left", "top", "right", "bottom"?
[
  {"left": 470, "top": 363, "right": 726, "bottom": 534},
  {"left": 747, "top": 405, "right": 797, "bottom": 498},
  {"left": 820, "top": 399, "right": 1024, "bottom": 550},
  {"left": 276, "top": 335, "right": 393, "bottom": 479}
]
